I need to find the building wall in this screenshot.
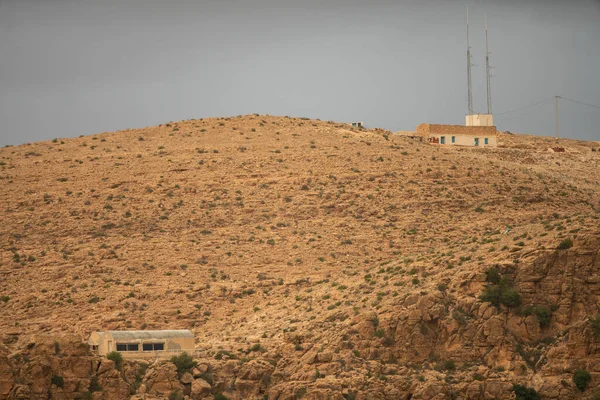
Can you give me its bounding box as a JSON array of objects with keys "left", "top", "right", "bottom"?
[
  {"left": 417, "top": 124, "right": 497, "bottom": 137},
  {"left": 416, "top": 124, "right": 497, "bottom": 147},
  {"left": 465, "top": 114, "right": 494, "bottom": 127},
  {"left": 88, "top": 333, "right": 195, "bottom": 358},
  {"left": 429, "top": 134, "right": 497, "bottom": 147}
]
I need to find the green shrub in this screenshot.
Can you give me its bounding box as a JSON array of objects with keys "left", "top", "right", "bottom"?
[
  {"left": 51, "top": 375, "right": 64, "bottom": 388},
  {"left": 500, "top": 288, "right": 522, "bottom": 308},
  {"left": 530, "top": 305, "right": 552, "bottom": 328},
  {"left": 558, "top": 238, "right": 573, "bottom": 250},
  {"left": 480, "top": 285, "right": 503, "bottom": 307},
  {"left": 480, "top": 271, "right": 522, "bottom": 308},
  {"left": 484, "top": 268, "right": 501, "bottom": 284},
  {"left": 574, "top": 369, "right": 591, "bottom": 392},
  {"left": 295, "top": 387, "right": 307, "bottom": 399},
  {"left": 513, "top": 384, "right": 540, "bottom": 400},
  {"left": 107, "top": 351, "right": 123, "bottom": 370},
  {"left": 214, "top": 394, "right": 230, "bottom": 400},
  {"left": 89, "top": 376, "right": 102, "bottom": 392},
  {"left": 169, "top": 389, "right": 184, "bottom": 400},
  {"left": 170, "top": 352, "right": 197, "bottom": 375},
  {"left": 590, "top": 315, "right": 600, "bottom": 337},
  {"left": 473, "top": 373, "right": 484, "bottom": 381},
  {"left": 443, "top": 360, "right": 456, "bottom": 371}
]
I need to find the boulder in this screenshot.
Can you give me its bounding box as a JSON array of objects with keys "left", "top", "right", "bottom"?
[{"left": 191, "top": 378, "right": 212, "bottom": 397}]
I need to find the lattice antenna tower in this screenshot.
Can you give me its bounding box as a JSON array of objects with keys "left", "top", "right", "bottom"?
[
  {"left": 485, "top": 14, "right": 493, "bottom": 114},
  {"left": 466, "top": 7, "right": 474, "bottom": 115}
]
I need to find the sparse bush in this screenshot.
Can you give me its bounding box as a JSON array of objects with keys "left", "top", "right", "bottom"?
[
  {"left": 523, "top": 305, "right": 552, "bottom": 328},
  {"left": 590, "top": 315, "right": 600, "bottom": 337},
  {"left": 249, "top": 343, "right": 266, "bottom": 352},
  {"left": 513, "top": 384, "right": 540, "bottom": 400},
  {"left": 169, "top": 389, "right": 184, "bottom": 400},
  {"left": 214, "top": 394, "right": 230, "bottom": 400},
  {"left": 51, "top": 375, "right": 64, "bottom": 388},
  {"left": 484, "top": 267, "right": 501, "bottom": 284},
  {"left": 479, "top": 285, "right": 502, "bottom": 306},
  {"left": 443, "top": 360, "right": 456, "bottom": 371},
  {"left": 170, "top": 352, "right": 197, "bottom": 375},
  {"left": 500, "top": 288, "right": 522, "bottom": 308},
  {"left": 558, "top": 238, "right": 573, "bottom": 250},
  {"left": 295, "top": 387, "right": 307, "bottom": 399},
  {"left": 107, "top": 351, "right": 123, "bottom": 370},
  {"left": 89, "top": 376, "right": 102, "bottom": 392},
  {"left": 574, "top": 369, "right": 591, "bottom": 392},
  {"left": 480, "top": 271, "right": 521, "bottom": 308}
]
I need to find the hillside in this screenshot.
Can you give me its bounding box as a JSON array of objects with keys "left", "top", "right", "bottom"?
[{"left": 1, "top": 115, "right": 600, "bottom": 399}]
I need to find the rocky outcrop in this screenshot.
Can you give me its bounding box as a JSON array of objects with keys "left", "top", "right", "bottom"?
[{"left": 3, "top": 239, "right": 600, "bottom": 400}]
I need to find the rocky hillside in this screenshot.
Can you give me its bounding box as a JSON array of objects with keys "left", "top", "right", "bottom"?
[{"left": 1, "top": 115, "right": 599, "bottom": 399}]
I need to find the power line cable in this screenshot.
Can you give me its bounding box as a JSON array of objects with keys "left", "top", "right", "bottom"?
[
  {"left": 494, "top": 97, "right": 553, "bottom": 116},
  {"left": 557, "top": 96, "right": 600, "bottom": 110},
  {"left": 496, "top": 106, "right": 550, "bottom": 121}
]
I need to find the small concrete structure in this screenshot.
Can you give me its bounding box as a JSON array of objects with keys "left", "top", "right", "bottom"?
[
  {"left": 417, "top": 124, "right": 497, "bottom": 148},
  {"left": 350, "top": 122, "right": 364, "bottom": 128},
  {"left": 466, "top": 114, "right": 494, "bottom": 127},
  {"left": 88, "top": 330, "right": 195, "bottom": 359}
]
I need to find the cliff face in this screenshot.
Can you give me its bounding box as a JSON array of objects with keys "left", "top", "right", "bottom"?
[
  {"left": 264, "top": 239, "right": 600, "bottom": 400},
  {"left": 2, "top": 240, "right": 600, "bottom": 400},
  {"left": 1, "top": 115, "right": 600, "bottom": 399}
]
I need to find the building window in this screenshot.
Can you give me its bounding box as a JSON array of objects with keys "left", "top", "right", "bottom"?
[
  {"left": 116, "top": 343, "right": 139, "bottom": 352},
  {"left": 474, "top": 138, "right": 479, "bottom": 146},
  {"left": 91, "top": 345, "right": 98, "bottom": 351},
  {"left": 484, "top": 138, "right": 489, "bottom": 145},
  {"left": 451, "top": 136, "right": 455, "bottom": 143},
  {"left": 440, "top": 136, "right": 445, "bottom": 144},
  {"left": 143, "top": 343, "right": 165, "bottom": 351}
]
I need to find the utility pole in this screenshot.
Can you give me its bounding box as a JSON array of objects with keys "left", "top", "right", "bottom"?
[{"left": 555, "top": 95, "right": 559, "bottom": 139}]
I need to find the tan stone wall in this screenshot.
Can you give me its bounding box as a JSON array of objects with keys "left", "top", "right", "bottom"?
[{"left": 417, "top": 124, "right": 497, "bottom": 137}]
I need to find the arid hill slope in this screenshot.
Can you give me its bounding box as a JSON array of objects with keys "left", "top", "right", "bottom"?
[{"left": 0, "top": 115, "right": 600, "bottom": 399}]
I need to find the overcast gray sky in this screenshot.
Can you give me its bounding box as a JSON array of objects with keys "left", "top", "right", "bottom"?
[{"left": 1, "top": 0, "right": 599, "bottom": 146}]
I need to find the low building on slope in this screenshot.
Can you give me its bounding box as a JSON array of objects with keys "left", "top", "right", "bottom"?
[
  {"left": 88, "top": 330, "right": 195, "bottom": 359},
  {"left": 417, "top": 123, "right": 498, "bottom": 147}
]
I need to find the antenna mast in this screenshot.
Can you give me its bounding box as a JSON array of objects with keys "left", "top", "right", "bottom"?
[
  {"left": 467, "top": 7, "right": 474, "bottom": 115},
  {"left": 485, "top": 14, "right": 492, "bottom": 115}
]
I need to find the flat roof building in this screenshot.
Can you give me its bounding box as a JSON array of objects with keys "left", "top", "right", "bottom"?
[
  {"left": 417, "top": 123, "right": 498, "bottom": 148},
  {"left": 88, "top": 330, "right": 195, "bottom": 359}
]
